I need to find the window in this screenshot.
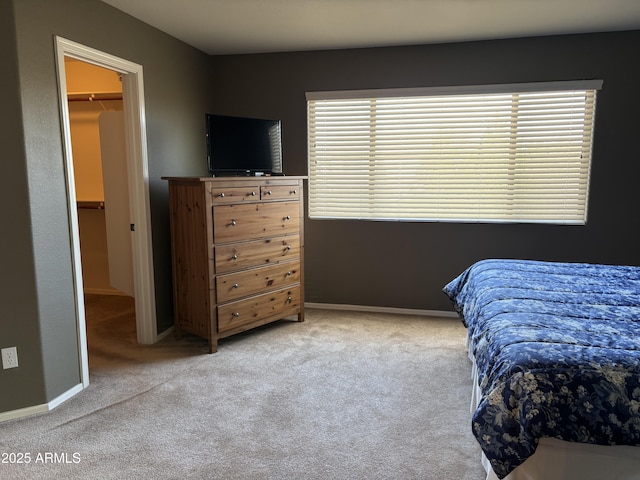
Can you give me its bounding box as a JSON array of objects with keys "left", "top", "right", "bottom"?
[{"left": 306, "top": 80, "right": 602, "bottom": 224}]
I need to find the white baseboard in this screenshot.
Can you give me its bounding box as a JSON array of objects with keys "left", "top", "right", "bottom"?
[
  {"left": 304, "top": 302, "right": 458, "bottom": 318},
  {"left": 156, "top": 325, "right": 174, "bottom": 341},
  {"left": 0, "top": 383, "right": 84, "bottom": 423}
]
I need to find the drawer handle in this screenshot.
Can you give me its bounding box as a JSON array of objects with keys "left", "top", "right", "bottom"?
[
  {"left": 230, "top": 219, "right": 237, "bottom": 226},
  {"left": 267, "top": 190, "right": 272, "bottom": 195},
  {"left": 291, "top": 190, "right": 297, "bottom": 194},
  {"left": 231, "top": 254, "right": 238, "bottom": 260},
  {"left": 219, "top": 192, "right": 225, "bottom": 198},
  {"left": 250, "top": 191, "right": 256, "bottom": 196},
  {"left": 287, "top": 296, "right": 293, "bottom": 303},
  {"left": 285, "top": 245, "right": 291, "bottom": 251},
  {"left": 233, "top": 283, "right": 239, "bottom": 289},
  {"left": 233, "top": 312, "right": 240, "bottom": 318},
  {"left": 284, "top": 215, "right": 291, "bottom": 221},
  {"left": 287, "top": 271, "right": 292, "bottom": 276}
]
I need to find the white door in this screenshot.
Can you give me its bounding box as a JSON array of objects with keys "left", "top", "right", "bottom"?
[{"left": 100, "top": 111, "right": 135, "bottom": 297}]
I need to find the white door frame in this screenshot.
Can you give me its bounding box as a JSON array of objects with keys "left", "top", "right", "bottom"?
[{"left": 54, "top": 36, "right": 157, "bottom": 387}]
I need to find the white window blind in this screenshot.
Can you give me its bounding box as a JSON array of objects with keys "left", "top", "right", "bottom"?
[{"left": 306, "top": 81, "right": 601, "bottom": 224}]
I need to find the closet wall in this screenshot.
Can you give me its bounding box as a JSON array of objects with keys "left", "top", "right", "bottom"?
[{"left": 66, "top": 59, "right": 123, "bottom": 294}]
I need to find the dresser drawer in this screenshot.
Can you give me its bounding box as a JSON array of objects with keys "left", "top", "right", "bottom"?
[
  {"left": 260, "top": 184, "right": 300, "bottom": 201},
  {"left": 213, "top": 202, "right": 299, "bottom": 243},
  {"left": 214, "top": 235, "right": 300, "bottom": 274},
  {"left": 216, "top": 261, "right": 300, "bottom": 303},
  {"left": 217, "top": 286, "right": 301, "bottom": 334},
  {"left": 211, "top": 186, "right": 259, "bottom": 204}
]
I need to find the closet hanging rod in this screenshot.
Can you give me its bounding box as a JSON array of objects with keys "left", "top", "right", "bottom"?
[
  {"left": 67, "top": 92, "right": 123, "bottom": 102},
  {"left": 77, "top": 201, "right": 105, "bottom": 210}
]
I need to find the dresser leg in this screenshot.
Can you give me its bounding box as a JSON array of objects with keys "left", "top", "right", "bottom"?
[
  {"left": 297, "top": 311, "right": 305, "bottom": 323},
  {"left": 208, "top": 338, "right": 218, "bottom": 354}
]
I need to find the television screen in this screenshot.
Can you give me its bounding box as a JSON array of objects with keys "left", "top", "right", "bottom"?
[{"left": 206, "top": 114, "right": 283, "bottom": 176}]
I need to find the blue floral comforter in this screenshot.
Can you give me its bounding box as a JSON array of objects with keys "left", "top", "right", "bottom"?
[{"left": 443, "top": 259, "right": 640, "bottom": 479}]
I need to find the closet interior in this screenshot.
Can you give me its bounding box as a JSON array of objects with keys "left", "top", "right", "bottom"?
[{"left": 66, "top": 58, "right": 132, "bottom": 297}]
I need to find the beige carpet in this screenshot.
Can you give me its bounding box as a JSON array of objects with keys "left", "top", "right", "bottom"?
[{"left": 0, "top": 294, "right": 485, "bottom": 480}]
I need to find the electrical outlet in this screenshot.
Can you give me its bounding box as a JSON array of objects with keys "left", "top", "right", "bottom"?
[{"left": 1, "top": 347, "right": 19, "bottom": 369}]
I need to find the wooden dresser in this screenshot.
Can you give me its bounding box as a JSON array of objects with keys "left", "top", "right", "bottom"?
[{"left": 163, "top": 176, "right": 306, "bottom": 353}]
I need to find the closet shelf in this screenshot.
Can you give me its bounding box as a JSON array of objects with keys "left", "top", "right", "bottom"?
[
  {"left": 68, "top": 92, "right": 122, "bottom": 102},
  {"left": 77, "top": 201, "right": 105, "bottom": 210}
]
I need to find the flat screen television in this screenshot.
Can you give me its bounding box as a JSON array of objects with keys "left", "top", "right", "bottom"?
[{"left": 206, "top": 113, "right": 283, "bottom": 176}]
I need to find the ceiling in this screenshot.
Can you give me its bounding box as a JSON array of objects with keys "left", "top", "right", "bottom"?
[{"left": 101, "top": 0, "right": 640, "bottom": 55}]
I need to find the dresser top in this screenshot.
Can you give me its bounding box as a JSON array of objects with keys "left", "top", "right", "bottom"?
[{"left": 162, "top": 175, "right": 306, "bottom": 181}]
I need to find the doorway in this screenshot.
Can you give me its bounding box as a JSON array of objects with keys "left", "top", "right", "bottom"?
[
  {"left": 55, "top": 37, "right": 157, "bottom": 388},
  {"left": 66, "top": 59, "right": 132, "bottom": 296}
]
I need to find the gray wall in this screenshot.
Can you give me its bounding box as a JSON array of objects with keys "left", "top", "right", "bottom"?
[
  {"left": 0, "top": 0, "right": 47, "bottom": 410},
  {"left": 208, "top": 31, "right": 640, "bottom": 312},
  {"left": 1, "top": 0, "right": 210, "bottom": 414}
]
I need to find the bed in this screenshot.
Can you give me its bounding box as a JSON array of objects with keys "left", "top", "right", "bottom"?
[{"left": 443, "top": 259, "right": 640, "bottom": 480}]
